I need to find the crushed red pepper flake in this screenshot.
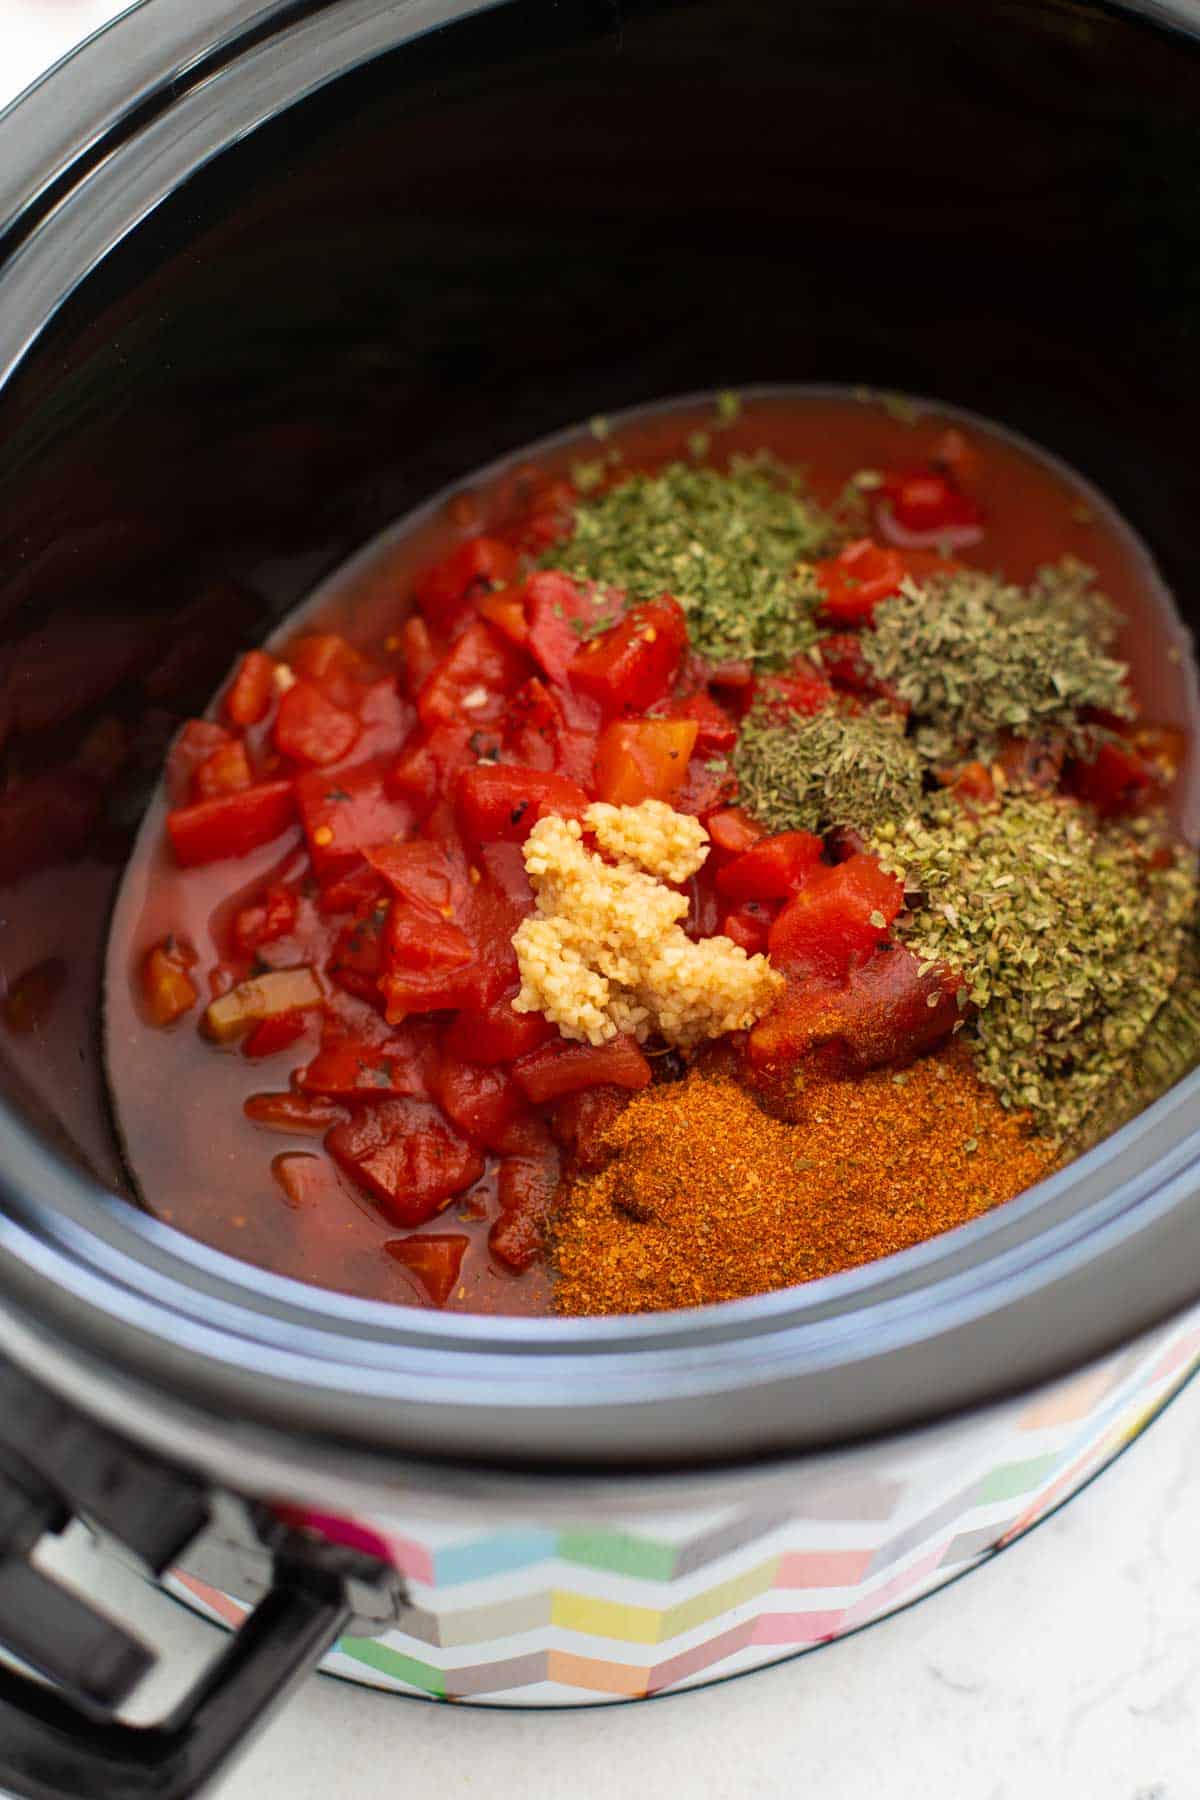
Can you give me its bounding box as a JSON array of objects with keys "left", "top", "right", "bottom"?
[{"left": 551, "top": 1044, "right": 1055, "bottom": 1316}]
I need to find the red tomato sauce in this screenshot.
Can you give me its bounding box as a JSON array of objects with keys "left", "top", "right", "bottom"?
[{"left": 103, "top": 389, "right": 1199, "bottom": 1315}]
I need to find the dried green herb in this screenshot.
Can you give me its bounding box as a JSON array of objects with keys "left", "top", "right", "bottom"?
[
  {"left": 544, "top": 457, "right": 833, "bottom": 664},
  {"left": 864, "top": 563, "right": 1132, "bottom": 762},
  {"left": 873, "top": 793, "right": 1198, "bottom": 1137},
  {"left": 1068, "top": 921, "right": 1200, "bottom": 1154},
  {"left": 733, "top": 702, "right": 925, "bottom": 836}
]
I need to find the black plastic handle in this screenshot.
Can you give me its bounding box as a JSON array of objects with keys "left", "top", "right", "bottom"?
[{"left": 0, "top": 1549, "right": 353, "bottom": 1800}]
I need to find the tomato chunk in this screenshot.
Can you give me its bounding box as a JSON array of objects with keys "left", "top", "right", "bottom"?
[
  {"left": 274, "top": 680, "right": 361, "bottom": 767},
  {"left": 167, "top": 780, "right": 297, "bottom": 867},
  {"left": 490, "top": 1150, "right": 561, "bottom": 1271},
  {"left": 768, "top": 853, "right": 904, "bottom": 979},
  {"left": 753, "top": 660, "right": 834, "bottom": 720},
  {"left": 660, "top": 690, "right": 738, "bottom": 755},
  {"left": 548, "top": 1085, "right": 629, "bottom": 1171},
  {"left": 243, "top": 1009, "right": 309, "bottom": 1059},
  {"left": 443, "top": 991, "right": 556, "bottom": 1065},
  {"left": 523, "top": 570, "right": 616, "bottom": 686},
  {"left": 456, "top": 764, "right": 589, "bottom": 843},
  {"left": 225, "top": 650, "right": 276, "bottom": 726},
  {"left": 416, "top": 621, "right": 529, "bottom": 728},
  {"left": 244, "top": 1090, "right": 346, "bottom": 1133},
  {"left": 705, "top": 807, "right": 765, "bottom": 857},
  {"left": 881, "top": 469, "right": 981, "bottom": 536},
  {"left": 748, "top": 947, "right": 963, "bottom": 1071},
  {"left": 1065, "top": 727, "right": 1183, "bottom": 817},
  {"left": 296, "top": 759, "right": 414, "bottom": 877},
  {"left": 815, "top": 539, "right": 909, "bottom": 625},
  {"left": 568, "top": 597, "right": 687, "bottom": 714},
  {"left": 363, "top": 840, "right": 468, "bottom": 914},
  {"left": 167, "top": 720, "right": 235, "bottom": 802},
  {"left": 385, "top": 1233, "right": 469, "bottom": 1307},
  {"left": 326, "top": 1101, "right": 484, "bottom": 1224},
  {"left": 414, "top": 536, "right": 519, "bottom": 634},
  {"left": 514, "top": 1034, "right": 652, "bottom": 1103},
  {"left": 716, "top": 830, "right": 824, "bottom": 902},
  {"left": 287, "top": 633, "right": 369, "bottom": 707},
  {"left": 232, "top": 883, "right": 299, "bottom": 956},
  {"left": 431, "top": 1057, "right": 529, "bottom": 1151},
  {"left": 720, "top": 902, "right": 775, "bottom": 956},
  {"left": 193, "top": 738, "right": 253, "bottom": 800},
  {"left": 141, "top": 939, "right": 198, "bottom": 1026},
  {"left": 594, "top": 718, "right": 698, "bottom": 806},
  {"left": 299, "top": 1021, "right": 435, "bottom": 1099}
]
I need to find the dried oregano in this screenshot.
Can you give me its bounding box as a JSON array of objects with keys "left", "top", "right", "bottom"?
[
  {"left": 863, "top": 562, "right": 1132, "bottom": 762},
  {"left": 733, "top": 702, "right": 925, "bottom": 836},
  {"left": 873, "top": 793, "right": 1198, "bottom": 1138},
  {"left": 544, "top": 457, "right": 833, "bottom": 665}
]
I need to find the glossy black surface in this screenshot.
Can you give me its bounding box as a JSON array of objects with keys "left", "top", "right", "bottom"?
[{"left": 0, "top": 0, "right": 1197, "bottom": 1477}]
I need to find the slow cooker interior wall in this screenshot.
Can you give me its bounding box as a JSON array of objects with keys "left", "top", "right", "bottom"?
[{"left": 0, "top": 0, "right": 1197, "bottom": 1182}]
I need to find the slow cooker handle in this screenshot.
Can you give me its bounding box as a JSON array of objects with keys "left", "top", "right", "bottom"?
[
  {"left": 0, "top": 1358, "right": 402, "bottom": 1799},
  {"left": 0, "top": 1548, "right": 358, "bottom": 1800}
]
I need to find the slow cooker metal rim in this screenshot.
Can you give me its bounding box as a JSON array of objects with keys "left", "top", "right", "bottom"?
[{"left": 0, "top": 0, "right": 1198, "bottom": 1480}]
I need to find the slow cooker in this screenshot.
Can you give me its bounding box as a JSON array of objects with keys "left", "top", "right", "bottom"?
[{"left": 0, "top": 0, "right": 1198, "bottom": 1792}]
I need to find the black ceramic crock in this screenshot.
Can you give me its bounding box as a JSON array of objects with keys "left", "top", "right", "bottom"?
[{"left": 0, "top": 0, "right": 1198, "bottom": 1792}]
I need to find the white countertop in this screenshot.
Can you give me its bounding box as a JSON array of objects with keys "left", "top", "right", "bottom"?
[{"left": 3, "top": 6, "right": 1200, "bottom": 1796}]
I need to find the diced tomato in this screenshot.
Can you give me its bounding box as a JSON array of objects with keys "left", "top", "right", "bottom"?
[
  {"left": 753, "top": 659, "right": 834, "bottom": 720},
  {"left": 141, "top": 939, "right": 198, "bottom": 1026},
  {"left": 881, "top": 469, "right": 981, "bottom": 536},
  {"left": 416, "top": 620, "right": 529, "bottom": 728},
  {"left": 523, "top": 570, "right": 616, "bottom": 686},
  {"left": 477, "top": 589, "right": 530, "bottom": 647},
  {"left": 747, "top": 946, "right": 963, "bottom": 1072},
  {"left": 490, "top": 1150, "right": 561, "bottom": 1271},
  {"left": 167, "top": 720, "right": 234, "bottom": 802},
  {"left": 388, "top": 726, "right": 484, "bottom": 822},
  {"left": 768, "top": 853, "right": 905, "bottom": 979},
  {"left": 938, "top": 759, "right": 998, "bottom": 807},
  {"left": 364, "top": 840, "right": 468, "bottom": 914},
  {"left": 716, "top": 830, "right": 824, "bottom": 902},
  {"left": 456, "top": 764, "right": 589, "bottom": 843},
  {"left": 1066, "top": 727, "right": 1184, "bottom": 817},
  {"left": 193, "top": 738, "right": 253, "bottom": 800},
  {"left": 815, "top": 539, "right": 909, "bottom": 625},
  {"left": 443, "top": 991, "right": 556, "bottom": 1065},
  {"left": 683, "top": 868, "right": 722, "bottom": 940},
  {"left": 594, "top": 718, "right": 698, "bottom": 806},
  {"left": 379, "top": 905, "right": 479, "bottom": 1019},
  {"left": 328, "top": 900, "right": 390, "bottom": 1004},
  {"left": 243, "top": 1009, "right": 309, "bottom": 1059},
  {"left": 326, "top": 1100, "right": 484, "bottom": 1224},
  {"left": 167, "top": 780, "right": 297, "bottom": 867},
  {"left": 568, "top": 596, "right": 687, "bottom": 714},
  {"left": 815, "top": 632, "right": 904, "bottom": 707},
  {"left": 414, "top": 536, "right": 519, "bottom": 634},
  {"left": 673, "top": 752, "right": 738, "bottom": 820},
  {"left": 224, "top": 650, "right": 276, "bottom": 726},
  {"left": 431, "top": 1057, "right": 529, "bottom": 1151},
  {"left": 232, "top": 883, "right": 299, "bottom": 956},
  {"left": 502, "top": 677, "right": 578, "bottom": 772},
  {"left": 385, "top": 1233, "right": 469, "bottom": 1307},
  {"left": 287, "top": 633, "right": 369, "bottom": 708},
  {"left": 398, "top": 616, "right": 438, "bottom": 695},
  {"left": 705, "top": 807, "right": 765, "bottom": 857},
  {"left": 244, "top": 1090, "right": 347, "bottom": 1133},
  {"left": 295, "top": 759, "right": 415, "bottom": 878},
  {"left": 659, "top": 690, "right": 738, "bottom": 755},
  {"left": 274, "top": 680, "right": 361, "bottom": 768},
  {"left": 514, "top": 1034, "right": 652, "bottom": 1103},
  {"left": 720, "top": 903, "right": 773, "bottom": 956},
  {"left": 317, "top": 860, "right": 388, "bottom": 916},
  {"left": 299, "top": 1021, "right": 435, "bottom": 1099},
  {"left": 548, "top": 1085, "right": 629, "bottom": 1171}
]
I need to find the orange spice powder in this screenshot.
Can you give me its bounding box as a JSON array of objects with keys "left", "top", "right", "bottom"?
[{"left": 551, "top": 1045, "right": 1056, "bottom": 1316}]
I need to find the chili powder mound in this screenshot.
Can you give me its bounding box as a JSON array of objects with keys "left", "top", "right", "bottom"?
[{"left": 550, "top": 1048, "right": 1055, "bottom": 1316}]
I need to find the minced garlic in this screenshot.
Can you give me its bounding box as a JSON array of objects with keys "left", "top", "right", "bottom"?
[{"left": 513, "top": 803, "right": 783, "bottom": 1048}]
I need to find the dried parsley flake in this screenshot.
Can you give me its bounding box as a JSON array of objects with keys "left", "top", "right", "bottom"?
[
  {"left": 733, "top": 702, "right": 925, "bottom": 836},
  {"left": 543, "top": 457, "right": 833, "bottom": 665},
  {"left": 873, "top": 793, "right": 1198, "bottom": 1137},
  {"left": 864, "top": 562, "right": 1132, "bottom": 763}
]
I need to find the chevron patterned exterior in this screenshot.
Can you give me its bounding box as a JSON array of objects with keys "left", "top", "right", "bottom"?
[{"left": 168, "top": 1305, "right": 1200, "bottom": 1705}]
